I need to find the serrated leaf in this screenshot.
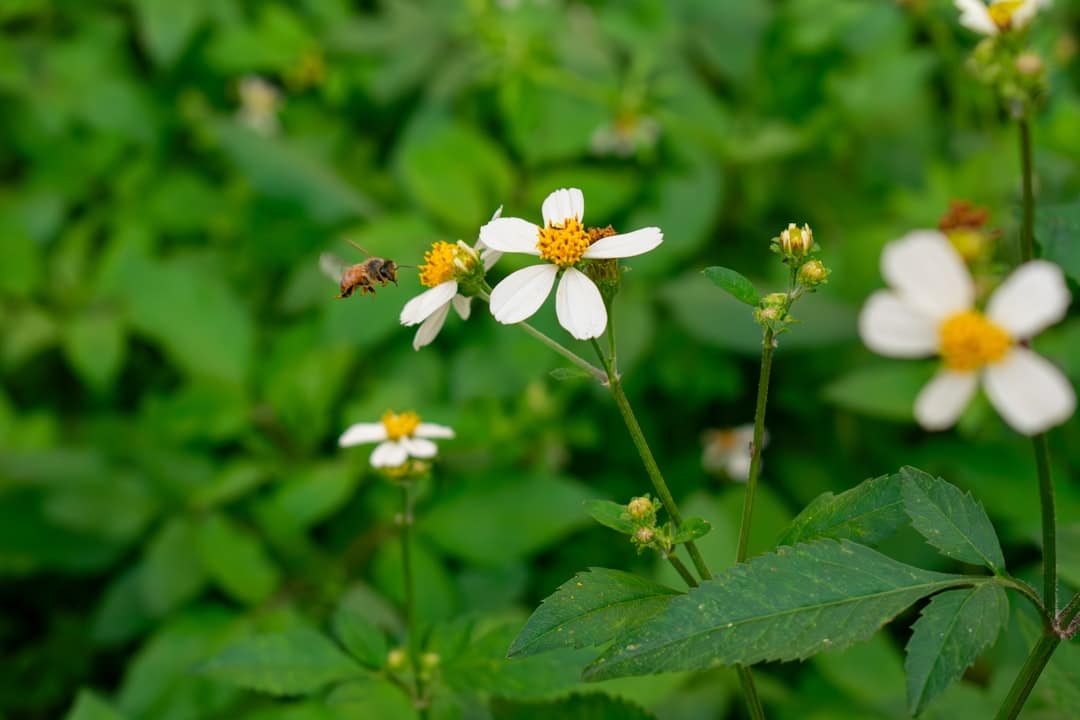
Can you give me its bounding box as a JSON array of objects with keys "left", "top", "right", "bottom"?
[
  {"left": 702, "top": 266, "right": 759, "bottom": 306},
  {"left": 778, "top": 474, "right": 906, "bottom": 547},
  {"left": 492, "top": 692, "right": 658, "bottom": 720},
  {"left": 900, "top": 467, "right": 1005, "bottom": 572},
  {"left": 199, "top": 628, "right": 361, "bottom": 696},
  {"left": 672, "top": 517, "right": 711, "bottom": 544},
  {"left": 585, "top": 500, "right": 634, "bottom": 535},
  {"left": 584, "top": 540, "right": 969, "bottom": 680},
  {"left": 332, "top": 601, "right": 388, "bottom": 668},
  {"left": 905, "top": 583, "right": 1008, "bottom": 715},
  {"left": 509, "top": 568, "right": 680, "bottom": 657},
  {"left": 195, "top": 514, "right": 281, "bottom": 606}
]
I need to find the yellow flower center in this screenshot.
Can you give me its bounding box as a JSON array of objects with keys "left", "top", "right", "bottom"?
[
  {"left": 988, "top": 0, "right": 1024, "bottom": 29},
  {"left": 419, "top": 241, "right": 457, "bottom": 288},
  {"left": 939, "top": 311, "right": 1011, "bottom": 371},
  {"left": 381, "top": 410, "right": 421, "bottom": 441},
  {"left": 536, "top": 218, "right": 591, "bottom": 268}
]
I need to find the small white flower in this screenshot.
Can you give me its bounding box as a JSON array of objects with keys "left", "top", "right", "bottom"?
[
  {"left": 859, "top": 230, "right": 1074, "bottom": 435},
  {"left": 339, "top": 410, "right": 454, "bottom": 468},
  {"left": 954, "top": 0, "right": 1049, "bottom": 36},
  {"left": 400, "top": 209, "right": 502, "bottom": 351},
  {"left": 480, "top": 188, "right": 663, "bottom": 340},
  {"left": 702, "top": 425, "right": 763, "bottom": 482},
  {"left": 237, "top": 76, "right": 282, "bottom": 136}
]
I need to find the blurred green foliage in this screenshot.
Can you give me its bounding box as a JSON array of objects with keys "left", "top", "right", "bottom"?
[{"left": 1, "top": 0, "right": 1080, "bottom": 718}]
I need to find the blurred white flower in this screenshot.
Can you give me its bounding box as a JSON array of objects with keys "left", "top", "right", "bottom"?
[
  {"left": 859, "top": 230, "right": 1074, "bottom": 435},
  {"left": 590, "top": 114, "right": 660, "bottom": 158},
  {"left": 480, "top": 188, "right": 663, "bottom": 340},
  {"left": 702, "top": 425, "right": 763, "bottom": 482},
  {"left": 339, "top": 410, "right": 454, "bottom": 468},
  {"left": 236, "top": 76, "right": 282, "bottom": 136},
  {"left": 954, "top": 0, "right": 1049, "bottom": 35}
]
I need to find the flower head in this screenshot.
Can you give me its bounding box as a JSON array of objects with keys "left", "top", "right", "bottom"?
[
  {"left": 237, "top": 76, "right": 282, "bottom": 136},
  {"left": 954, "top": 0, "right": 1049, "bottom": 36},
  {"left": 778, "top": 223, "right": 814, "bottom": 260},
  {"left": 859, "top": 230, "right": 1074, "bottom": 435},
  {"left": 480, "top": 188, "right": 663, "bottom": 340},
  {"left": 339, "top": 410, "right": 454, "bottom": 468},
  {"left": 702, "top": 425, "right": 761, "bottom": 481}
]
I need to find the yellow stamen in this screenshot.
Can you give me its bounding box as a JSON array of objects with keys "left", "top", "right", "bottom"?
[
  {"left": 939, "top": 311, "right": 1011, "bottom": 371},
  {"left": 536, "top": 217, "right": 591, "bottom": 268},
  {"left": 419, "top": 241, "right": 457, "bottom": 288},
  {"left": 381, "top": 410, "right": 421, "bottom": 441},
  {"left": 989, "top": 0, "right": 1024, "bottom": 30}
]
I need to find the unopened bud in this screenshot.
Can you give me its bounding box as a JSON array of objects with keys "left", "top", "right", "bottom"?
[
  {"left": 421, "top": 652, "right": 440, "bottom": 670},
  {"left": 754, "top": 306, "right": 781, "bottom": 324},
  {"left": 797, "top": 260, "right": 830, "bottom": 288},
  {"left": 1015, "top": 52, "right": 1044, "bottom": 77},
  {"left": 387, "top": 648, "right": 407, "bottom": 670},
  {"left": 778, "top": 223, "right": 814, "bottom": 259},
  {"left": 627, "top": 496, "right": 654, "bottom": 520}
]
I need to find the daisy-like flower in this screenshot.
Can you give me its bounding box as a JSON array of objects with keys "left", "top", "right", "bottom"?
[
  {"left": 702, "top": 425, "right": 764, "bottom": 481},
  {"left": 859, "top": 230, "right": 1075, "bottom": 435},
  {"left": 339, "top": 410, "right": 454, "bottom": 468},
  {"left": 400, "top": 210, "right": 502, "bottom": 351},
  {"left": 954, "top": 0, "right": 1049, "bottom": 35},
  {"left": 479, "top": 188, "right": 663, "bottom": 340}
]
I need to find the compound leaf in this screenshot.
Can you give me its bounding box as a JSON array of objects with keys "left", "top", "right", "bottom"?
[{"left": 778, "top": 474, "right": 906, "bottom": 547}]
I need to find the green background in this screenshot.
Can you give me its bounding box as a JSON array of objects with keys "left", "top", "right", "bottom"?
[{"left": 2, "top": 0, "right": 1079, "bottom": 718}]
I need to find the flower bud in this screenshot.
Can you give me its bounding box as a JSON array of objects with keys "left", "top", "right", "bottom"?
[
  {"left": 387, "top": 648, "right": 408, "bottom": 670},
  {"left": 627, "top": 496, "right": 654, "bottom": 520},
  {"left": 633, "top": 527, "right": 655, "bottom": 545},
  {"left": 421, "top": 652, "right": 441, "bottom": 670},
  {"left": 778, "top": 223, "right": 814, "bottom": 259},
  {"left": 797, "top": 260, "right": 830, "bottom": 288},
  {"left": 1015, "top": 52, "right": 1044, "bottom": 77}
]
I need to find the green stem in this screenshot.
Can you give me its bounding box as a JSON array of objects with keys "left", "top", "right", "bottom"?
[
  {"left": 736, "top": 329, "right": 775, "bottom": 563},
  {"left": 736, "top": 665, "right": 767, "bottom": 720},
  {"left": 1019, "top": 117, "right": 1035, "bottom": 263},
  {"left": 994, "top": 634, "right": 1060, "bottom": 720},
  {"left": 1060, "top": 591, "right": 1080, "bottom": 630},
  {"left": 399, "top": 483, "right": 426, "bottom": 715},
  {"left": 666, "top": 553, "right": 699, "bottom": 588},
  {"left": 999, "top": 576, "right": 1052, "bottom": 627},
  {"left": 1032, "top": 433, "right": 1057, "bottom": 614}
]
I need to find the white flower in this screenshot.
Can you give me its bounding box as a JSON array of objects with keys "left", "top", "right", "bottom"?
[
  {"left": 954, "top": 0, "right": 1049, "bottom": 35},
  {"left": 702, "top": 425, "right": 763, "bottom": 481},
  {"left": 859, "top": 230, "right": 1074, "bottom": 435},
  {"left": 480, "top": 187, "right": 663, "bottom": 340},
  {"left": 400, "top": 209, "right": 502, "bottom": 351},
  {"left": 237, "top": 76, "right": 282, "bottom": 136},
  {"left": 339, "top": 410, "right": 454, "bottom": 468}
]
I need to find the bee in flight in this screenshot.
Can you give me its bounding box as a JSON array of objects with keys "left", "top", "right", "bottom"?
[{"left": 320, "top": 240, "right": 411, "bottom": 298}]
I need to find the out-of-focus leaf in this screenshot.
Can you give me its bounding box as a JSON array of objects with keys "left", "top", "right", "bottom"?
[
  {"left": 65, "top": 689, "right": 125, "bottom": 720},
  {"left": 492, "top": 693, "right": 658, "bottom": 720},
  {"left": 823, "top": 363, "right": 935, "bottom": 422},
  {"left": 332, "top": 599, "right": 387, "bottom": 668},
  {"left": 372, "top": 536, "right": 457, "bottom": 625},
  {"left": 196, "top": 514, "right": 281, "bottom": 606},
  {"left": 1037, "top": 201, "right": 1080, "bottom": 284},
  {"left": 778, "top": 474, "right": 905, "bottom": 547},
  {"left": 702, "top": 266, "right": 760, "bottom": 306},
  {"left": 0, "top": 222, "right": 42, "bottom": 296},
  {"left": 132, "top": 0, "right": 209, "bottom": 66},
  {"left": 812, "top": 633, "right": 906, "bottom": 710},
  {"left": 62, "top": 310, "right": 126, "bottom": 392},
  {"left": 327, "top": 677, "right": 418, "bottom": 719},
  {"left": 267, "top": 462, "right": 358, "bottom": 530},
  {"left": 137, "top": 518, "right": 207, "bottom": 617}
]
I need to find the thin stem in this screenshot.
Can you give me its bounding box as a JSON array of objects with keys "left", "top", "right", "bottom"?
[
  {"left": 1032, "top": 433, "right": 1057, "bottom": 613},
  {"left": 399, "top": 483, "right": 426, "bottom": 714},
  {"left": 999, "top": 576, "right": 1052, "bottom": 627},
  {"left": 666, "top": 553, "right": 699, "bottom": 588},
  {"left": 736, "top": 329, "right": 775, "bottom": 563},
  {"left": 994, "top": 634, "right": 1060, "bottom": 720},
  {"left": 1060, "top": 591, "right": 1080, "bottom": 629},
  {"left": 736, "top": 665, "right": 767, "bottom": 720},
  {"left": 1019, "top": 117, "right": 1035, "bottom": 263}
]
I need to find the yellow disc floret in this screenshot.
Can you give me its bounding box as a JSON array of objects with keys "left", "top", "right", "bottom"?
[
  {"left": 381, "top": 410, "right": 421, "bottom": 440},
  {"left": 939, "top": 311, "right": 1011, "bottom": 371},
  {"left": 419, "top": 241, "right": 457, "bottom": 288},
  {"left": 989, "top": 0, "right": 1024, "bottom": 30},
  {"left": 536, "top": 218, "right": 591, "bottom": 268}
]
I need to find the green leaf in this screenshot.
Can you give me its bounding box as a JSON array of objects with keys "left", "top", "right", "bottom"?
[
  {"left": 899, "top": 467, "right": 1005, "bottom": 572},
  {"left": 65, "top": 689, "right": 125, "bottom": 720},
  {"left": 195, "top": 514, "right": 281, "bottom": 606},
  {"left": 585, "top": 499, "right": 635, "bottom": 535},
  {"left": 823, "top": 363, "right": 935, "bottom": 421},
  {"left": 133, "top": 0, "right": 208, "bottom": 66},
  {"left": 778, "top": 474, "right": 906, "bottom": 547},
  {"left": 327, "top": 678, "right": 417, "bottom": 719},
  {"left": 509, "top": 568, "right": 680, "bottom": 657},
  {"left": 550, "top": 367, "right": 596, "bottom": 382},
  {"left": 62, "top": 310, "right": 126, "bottom": 393},
  {"left": 492, "top": 693, "right": 658, "bottom": 720},
  {"left": 332, "top": 600, "right": 388, "bottom": 668},
  {"left": 1037, "top": 201, "right": 1080, "bottom": 283},
  {"left": 904, "top": 583, "right": 1008, "bottom": 715},
  {"left": 199, "top": 628, "right": 362, "bottom": 696},
  {"left": 702, "top": 266, "right": 759, "bottom": 306},
  {"left": 138, "top": 518, "right": 207, "bottom": 617},
  {"left": 584, "top": 540, "right": 969, "bottom": 680},
  {"left": 672, "top": 517, "right": 711, "bottom": 544}
]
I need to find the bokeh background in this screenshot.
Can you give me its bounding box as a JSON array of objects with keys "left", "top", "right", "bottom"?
[{"left": 2, "top": 0, "right": 1080, "bottom": 718}]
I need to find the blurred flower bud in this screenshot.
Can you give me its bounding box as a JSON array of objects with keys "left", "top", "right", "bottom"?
[
  {"left": 797, "top": 260, "right": 830, "bottom": 288},
  {"left": 421, "top": 652, "right": 440, "bottom": 670},
  {"left": 1016, "top": 51, "right": 1045, "bottom": 77},
  {"left": 627, "top": 496, "right": 654, "bottom": 521},
  {"left": 387, "top": 648, "right": 408, "bottom": 670}
]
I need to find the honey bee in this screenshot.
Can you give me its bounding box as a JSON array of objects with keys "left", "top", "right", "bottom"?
[{"left": 320, "top": 241, "right": 409, "bottom": 298}]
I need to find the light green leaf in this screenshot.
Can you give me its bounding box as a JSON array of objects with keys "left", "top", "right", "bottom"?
[
  {"left": 138, "top": 518, "right": 207, "bottom": 617},
  {"left": 702, "top": 266, "right": 759, "bottom": 306},
  {"left": 585, "top": 499, "right": 635, "bottom": 535},
  {"left": 492, "top": 693, "right": 658, "bottom": 720},
  {"left": 65, "top": 689, "right": 125, "bottom": 720},
  {"left": 904, "top": 583, "right": 1008, "bottom": 715},
  {"left": 327, "top": 678, "right": 417, "bottom": 719},
  {"left": 823, "top": 363, "right": 935, "bottom": 421},
  {"left": 62, "top": 310, "right": 126, "bottom": 392},
  {"left": 509, "top": 568, "right": 680, "bottom": 657},
  {"left": 778, "top": 474, "right": 906, "bottom": 547},
  {"left": 133, "top": 0, "right": 208, "bottom": 66},
  {"left": 199, "top": 628, "right": 362, "bottom": 696},
  {"left": 332, "top": 600, "right": 388, "bottom": 668},
  {"left": 672, "top": 517, "right": 711, "bottom": 544},
  {"left": 900, "top": 466, "right": 1005, "bottom": 572},
  {"left": 1037, "top": 201, "right": 1080, "bottom": 283},
  {"left": 584, "top": 540, "right": 969, "bottom": 680},
  {"left": 196, "top": 514, "right": 281, "bottom": 606}
]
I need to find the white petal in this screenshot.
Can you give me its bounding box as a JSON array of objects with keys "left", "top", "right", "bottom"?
[
  {"left": 412, "top": 302, "right": 450, "bottom": 350},
  {"left": 726, "top": 453, "right": 751, "bottom": 482},
  {"left": 489, "top": 264, "right": 558, "bottom": 324},
  {"left": 882, "top": 230, "right": 975, "bottom": 320},
  {"left": 583, "top": 227, "right": 664, "bottom": 259},
  {"left": 1011, "top": 0, "right": 1041, "bottom": 28},
  {"left": 400, "top": 282, "right": 457, "bottom": 326},
  {"left": 339, "top": 423, "right": 388, "bottom": 446},
  {"left": 488, "top": 205, "right": 503, "bottom": 221},
  {"left": 555, "top": 267, "right": 607, "bottom": 340},
  {"left": 955, "top": 0, "right": 998, "bottom": 34},
  {"left": 914, "top": 371, "right": 979, "bottom": 431},
  {"left": 370, "top": 441, "right": 408, "bottom": 467},
  {"left": 986, "top": 260, "right": 1070, "bottom": 339},
  {"left": 858, "top": 291, "right": 940, "bottom": 357},
  {"left": 481, "top": 248, "right": 502, "bottom": 270},
  {"left": 415, "top": 423, "right": 455, "bottom": 439},
  {"left": 402, "top": 437, "right": 438, "bottom": 458},
  {"left": 479, "top": 217, "right": 541, "bottom": 255},
  {"left": 541, "top": 187, "right": 585, "bottom": 226},
  {"left": 452, "top": 294, "right": 472, "bottom": 320},
  {"left": 984, "top": 348, "right": 1076, "bottom": 435}
]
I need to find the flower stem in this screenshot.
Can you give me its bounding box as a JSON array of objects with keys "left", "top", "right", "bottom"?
[
  {"left": 736, "top": 665, "right": 767, "bottom": 720},
  {"left": 1032, "top": 433, "right": 1057, "bottom": 614},
  {"left": 736, "top": 328, "right": 775, "bottom": 564},
  {"left": 1019, "top": 117, "right": 1035, "bottom": 263},
  {"left": 993, "top": 634, "right": 1060, "bottom": 720},
  {"left": 666, "top": 553, "right": 699, "bottom": 588},
  {"left": 399, "top": 483, "right": 426, "bottom": 715}
]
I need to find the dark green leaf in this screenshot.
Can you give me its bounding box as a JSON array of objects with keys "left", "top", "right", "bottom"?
[
  {"left": 702, "top": 266, "right": 759, "bottom": 306},
  {"left": 900, "top": 467, "right": 1005, "bottom": 572},
  {"left": 585, "top": 500, "right": 635, "bottom": 535},
  {"left": 492, "top": 693, "right": 658, "bottom": 720},
  {"left": 672, "top": 517, "right": 711, "bottom": 544},
  {"left": 904, "top": 583, "right": 1008, "bottom": 715},
  {"left": 509, "top": 568, "right": 679, "bottom": 657},
  {"left": 332, "top": 600, "right": 388, "bottom": 668},
  {"left": 65, "top": 689, "right": 125, "bottom": 720},
  {"left": 778, "top": 474, "right": 906, "bottom": 547},
  {"left": 199, "top": 628, "right": 362, "bottom": 696},
  {"left": 584, "top": 540, "right": 968, "bottom": 680},
  {"left": 1037, "top": 201, "right": 1080, "bottom": 283}
]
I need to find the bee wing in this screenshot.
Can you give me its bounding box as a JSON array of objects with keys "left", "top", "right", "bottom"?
[{"left": 319, "top": 252, "right": 349, "bottom": 283}]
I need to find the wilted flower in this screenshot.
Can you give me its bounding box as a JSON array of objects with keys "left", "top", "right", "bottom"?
[
  {"left": 954, "top": 0, "right": 1049, "bottom": 36},
  {"left": 480, "top": 188, "right": 663, "bottom": 340},
  {"left": 339, "top": 410, "right": 454, "bottom": 467},
  {"left": 859, "top": 230, "right": 1074, "bottom": 435}
]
